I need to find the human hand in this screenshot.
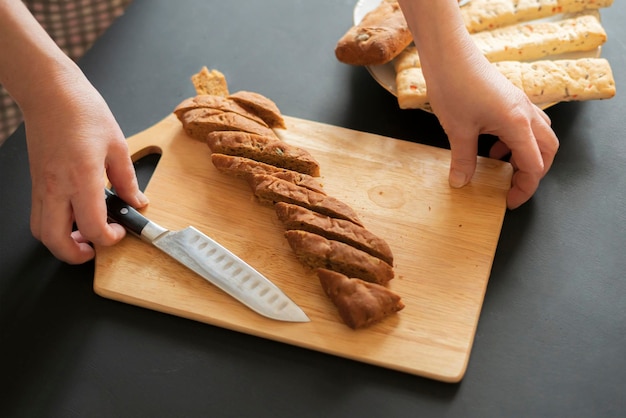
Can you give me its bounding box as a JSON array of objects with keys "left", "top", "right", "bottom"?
[
  {"left": 395, "top": 0, "right": 559, "bottom": 209},
  {"left": 23, "top": 75, "right": 148, "bottom": 264},
  {"left": 425, "top": 54, "right": 559, "bottom": 209}
]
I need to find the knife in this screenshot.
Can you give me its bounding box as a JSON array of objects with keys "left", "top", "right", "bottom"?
[{"left": 104, "top": 188, "right": 309, "bottom": 322}]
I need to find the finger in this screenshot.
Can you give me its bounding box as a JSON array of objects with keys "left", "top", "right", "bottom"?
[
  {"left": 531, "top": 109, "right": 560, "bottom": 176},
  {"left": 71, "top": 177, "right": 127, "bottom": 248},
  {"left": 504, "top": 131, "right": 544, "bottom": 176},
  {"left": 496, "top": 123, "right": 543, "bottom": 209},
  {"left": 489, "top": 140, "right": 511, "bottom": 160},
  {"left": 71, "top": 223, "right": 126, "bottom": 244},
  {"left": 509, "top": 154, "right": 518, "bottom": 171},
  {"left": 507, "top": 170, "right": 540, "bottom": 209},
  {"left": 507, "top": 114, "right": 558, "bottom": 209},
  {"left": 38, "top": 193, "right": 97, "bottom": 264},
  {"left": 447, "top": 133, "right": 478, "bottom": 188},
  {"left": 105, "top": 139, "right": 149, "bottom": 209},
  {"left": 535, "top": 106, "right": 552, "bottom": 126}
]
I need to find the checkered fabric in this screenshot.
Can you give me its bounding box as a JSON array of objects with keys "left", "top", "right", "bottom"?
[{"left": 0, "top": 0, "right": 132, "bottom": 146}]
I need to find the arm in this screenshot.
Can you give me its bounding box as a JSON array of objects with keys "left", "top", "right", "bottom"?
[
  {"left": 0, "top": 0, "right": 148, "bottom": 264},
  {"left": 396, "top": 0, "right": 559, "bottom": 209}
]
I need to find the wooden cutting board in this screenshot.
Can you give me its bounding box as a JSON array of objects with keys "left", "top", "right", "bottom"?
[{"left": 94, "top": 113, "right": 512, "bottom": 382}]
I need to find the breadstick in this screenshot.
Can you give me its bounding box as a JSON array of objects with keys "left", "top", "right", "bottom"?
[
  {"left": 494, "top": 58, "right": 616, "bottom": 104},
  {"left": 462, "top": 0, "right": 614, "bottom": 34},
  {"left": 394, "top": 11, "right": 606, "bottom": 72},
  {"left": 396, "top": 58, "right": 616, "bottom": 109}
]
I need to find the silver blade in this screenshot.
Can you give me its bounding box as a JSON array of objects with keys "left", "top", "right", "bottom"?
[{"left": 153, "top": 226, "right": 309, "bottom": 322}]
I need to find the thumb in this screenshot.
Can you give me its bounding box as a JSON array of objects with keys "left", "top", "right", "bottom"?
[{"left": 448, "top": 134, "right": 478, "bottom": 189}]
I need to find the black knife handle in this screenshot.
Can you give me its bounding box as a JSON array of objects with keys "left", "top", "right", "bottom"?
[{"left": 104, "top": 188, "right": 149, "bottom": 236}]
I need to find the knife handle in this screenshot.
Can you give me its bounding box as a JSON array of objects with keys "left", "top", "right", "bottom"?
[{"left": 104, "top": 188, "right": 150, "bottom": 236}]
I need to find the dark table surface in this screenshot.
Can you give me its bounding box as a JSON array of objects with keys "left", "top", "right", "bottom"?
[{"left": 1, "top": 1, "right": 625, "bottom": 417}]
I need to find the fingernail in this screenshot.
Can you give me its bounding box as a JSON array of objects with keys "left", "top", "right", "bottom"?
[
  {"left": 136, "top": 191, "right": 149, "bottom": 206},
  {"left": 449, "top": 170, "right": 469, "bottom": 188}
]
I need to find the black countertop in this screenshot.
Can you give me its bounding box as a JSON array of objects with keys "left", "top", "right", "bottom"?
[{"left": 1, "top": 1, "right": 625, "bottom": 416}]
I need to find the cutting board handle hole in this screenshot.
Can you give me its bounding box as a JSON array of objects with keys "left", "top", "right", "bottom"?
[{"left": 133, "top": 152, "right": 162, "bottom": 192}]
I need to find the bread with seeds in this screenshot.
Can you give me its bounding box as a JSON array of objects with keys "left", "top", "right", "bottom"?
[
  {"left": 248, "top": 175, "right": 362, "bottom": 226},
  {"left": 284, "top": 230, "right": 394, "bottom": 285},
  {"left": 335, "top": 0, "right": 412, "bottom": 66},
  {"left": 211, "top": 154, "right": 325, "bottom": 194},
  {"left": 275, "top": 202, "right": 393, "bottom": 265},
  {"left": 174, "top": 95, "right": 268, "bottom": 127},
  {"left": 180, "top": 108, "right": 278, "bottom": 140},
  {"left": 317, "top": 268, "right": 404, "bottom": 329},
  {"left": 207, "top": 131, "right": 320, "bottom": 176}
]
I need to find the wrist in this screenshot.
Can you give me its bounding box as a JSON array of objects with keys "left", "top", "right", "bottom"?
[{"left": 18, "top": 55, "right": 89, "bottom": 115}]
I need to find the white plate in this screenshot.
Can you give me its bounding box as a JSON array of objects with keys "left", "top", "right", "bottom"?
[{"left": 353, "top": 0, "right": 602, "bottom": 109}]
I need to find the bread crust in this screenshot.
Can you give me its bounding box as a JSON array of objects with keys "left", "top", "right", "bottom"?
[
  {"left": 335, "top": 0, "right": 412, "bottom": 66},
  {"left": 211, "top": 154, "right": 325, "bottom": 194},
  {"left": 275, "top": 202, "right": 393, "bottom": 265},
  {"left": 249, "top": 175, "right": 362, "bottom": 226},
  {"left": 284, "top": 230, "right": 394, "bottom": 285},
  {"left": 317, "top": 268, "right": 404, "bottom": 329},
  {"left": 228, "top": 91, "right": 286, "bottom": 129},
  {"left": 180, "top": 108, "right": 277, "bottom": 140},
  {"left": 207, "top": 131, "right": 320, "bottom": 176},
  {"left": 174, "top": 72, "right": 404, "bottom": 328},
  {"left": 174, "top": 95, "right": 268, "bottom": 127},
  {"left": 191, "top": 67, "right": 229, "bottom": 96}
]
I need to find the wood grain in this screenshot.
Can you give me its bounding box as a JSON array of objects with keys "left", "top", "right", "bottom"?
[{"left": 94, "top": 114, "right": 512, "bottom": 382}]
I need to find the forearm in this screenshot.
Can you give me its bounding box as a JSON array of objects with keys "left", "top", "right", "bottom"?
[
  {"left": 0, "top": 0, "right": 83, "bottom": 114},
  {"left": 396, "top": 0, "right": 483, "bottom": 80}
]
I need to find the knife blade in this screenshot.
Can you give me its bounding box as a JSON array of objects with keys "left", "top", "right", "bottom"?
[{"left": 104, "top": 188, "right": 309, "bottom": 323}]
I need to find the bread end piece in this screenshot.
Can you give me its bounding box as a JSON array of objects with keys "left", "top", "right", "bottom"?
[
  {"left": 317, "top": 268, "right": 404, "bottom": 329},
  {"left": 335, "top": 0, "right": 412, "bottom": 66},
  {"left": 191, "top": 67, "right": 230, "bottom": 96}
]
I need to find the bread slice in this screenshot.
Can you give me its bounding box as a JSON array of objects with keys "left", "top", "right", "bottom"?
[
  {"left": 249, "top": 175, "right": 363, "bottom": 226},
  {"left": 284, "top": 230, "right": 394, "bottom": 285},
  {"left": 178, "top": 108, "right": 222, "bottom": 140},
  {"left": 317, "top": 268, "right": 404, "bottom": 329},
  {"left": 228, "top": 91, "right": 286, "bottom": 129},
  {"left": 174, "top": 95, "right": 268, "bottom": 127},
  {"left": 180, "top": 108, "right": 278, "bottom": 140},
  {"left": 335, "top": 0, "right": 412, "bottom": 66},
  {"left": 275, "top": 202, "right": 393, "bottom": 265},
  {"left": 211, "top": 154, "right": 325, "bottom": 194},
  {"left": 191, "top": 67, "right": 229, "bottom": 96},
  {"left": 206, "top": 131, "right": 320, "bottom": 176}
]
